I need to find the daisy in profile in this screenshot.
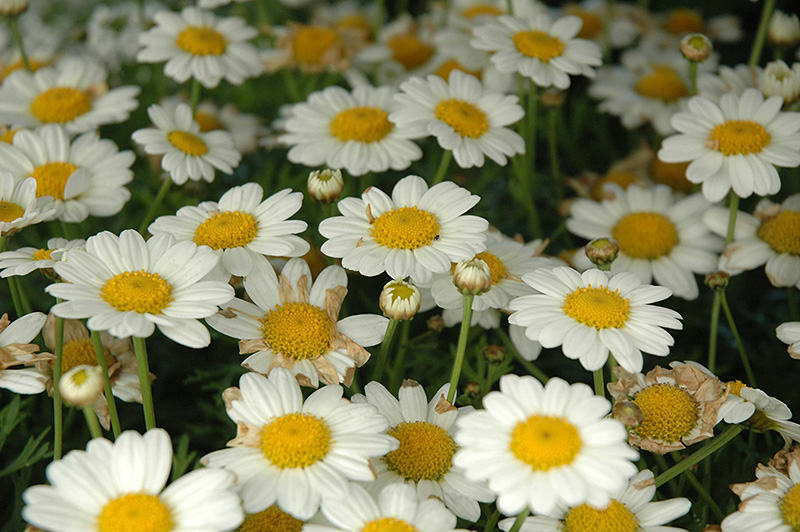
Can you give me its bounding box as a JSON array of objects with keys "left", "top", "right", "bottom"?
[
  {"left": 658, "top": 88, "right": 800, "bottom": 202},
  {"left": 0, "top": 237, "right": 84, "bottom": 278},
  {"left": 318, "top": 175, "right": 488, "bottom": 284},
  {"left": 201, "top": 369, "right": 398, "bottom": 519},
  {"left": 149, "top": 184, "right": 309, "bottom": 280},
  {"left": 454, "top": 374, "right": 639, "bottom": 516},
  {"left": 509, "top": 266, "right": 682, "bottom": 373},
  {"left": 471, "top": 14, "right": 602, "bottom": 89},
  {"left": 0, "top": 57, "right": 140, "bottom": 134},
  {"left": 716, "top": 377, "right": 800, "bottom": 447},
  {"left": 207, "top": 258, "right": 387, "bottom": 387},
  {"left": 352, "top": 380, "right": 495, "bottom": 521},
  {"left": 46, "top": 229, "right": 234, "bottom": 348},
  {"left": 0, "top": 173, "right": 55, "bottom": 237},
  {"left": 23, "top": 429, "right": 243, "bottom": 532},
  {"left": 0, "top": 312, "right": 51, "bottom": 395},
  {"left": 279, "top": 85, "right": 422, "bottom": 176},
  {"left": 778, "top": 321, "right": 800, "bottom": 359},
  {"left": 138, "top": 6, "right": 262, "bottom": 88},
  {"left": 391, "top": 70, "right": 524, "bottom": 168},
  {"left": 132, "top": 102, "right": 241, "bottom": 185}
]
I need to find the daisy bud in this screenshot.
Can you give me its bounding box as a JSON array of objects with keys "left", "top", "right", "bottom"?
[
  {"left": 453, "top": 258, "right": 492, "bottom": 295},
  {"left": 59, "top": 364, "right": 104, "bottom": 407},
  {"left": 0, "top": 0, "right": 28, "bottom": 17},
  {"left": 679, "top": 33, "right": 713, "bottom": 63},
  {"left": 585, "top": 237, "right": 620, "bottom": 270},
  {"left": 464, "top": 381, "right": 481, "bottom": 398},
  {"left": 612, "top": 400, "right": 644, "bottom": 430},
  {"left": 483, "top": 345, "right": 506, "bottom": 365},
  {"left": 704, "top": 270, "right": 730, "bottom": 291},
  {"left": 760, "top": 60, "right": 800, "bottom": 106},
  {"left": 427, "top": 315, "right": 445, "bottom": 332},
  {"left": 379, "top": 279, "right": 421, "bottom": 320},
  {"left": 307, "top": 168, "right": 344, "bottom": 204},
  {"left": 768, "top": 10, "right": 800, "bottom": 48}
]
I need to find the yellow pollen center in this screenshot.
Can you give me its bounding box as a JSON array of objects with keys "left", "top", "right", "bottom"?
[
  {"left": 175, "top": 26, "right": 227, "bottom": 56},
  {"left": 708, "top": 120, "right": 771, "bottom": 156},
  {"left": 260, "top": 412, "right": 332, "bottom": 468},
  {"left": 462, "top": 4, "right": 504, "bottom": 19},
  {"left": 612, "top": 211, "right": 679, "bottom": 260},
  {"left": 195, "top": 111, "right": 223, "bottom": 132},
  {"left": 363, "top": 517, "right": 419, "bottom": 532},
  {"left": 292, "top": 26, "right": 340, "bottom": 65},
  {"left": 664, "top": 9, "right": 705, "bottom": 34},
  {"left": 387, "top": 34, "right": 435, "bottom": 70},
  {"left": 29, "top": 161, "right": 79, "bottom": 200},
  {"left": 168, "top": 131, "right": 208, "bottom": 156},
  {"left": 563, "top": 499, "right": 639, "bottom": 532},
  {"left": 0, "top": 201, "right": 24, "bottom": 223},
  {"left": 193, "top": 211, "right": 258, "bottom": 250},
  {"left": 563, "top": 286, "right": 630, "bottom": 329},
  {"left": 1, "top": 59, "right": 47, "bottom": 80},
  {"left": 96, "top": 493, "right": 174, "bottom": 532},
  {"left": 30, "top": 87, "right": 92, "bottom": 123},
  {"left": 334, "top": 14, "right": 372, "bottom": 35},
  {"left": 329, "top": 106, "right": 394, "bottom": 143},
  {"left": 387, "top": 282, "right": 417, "bottom": 302},
  {"left": 726, "top": 380, "right": 748, "bottom": 397},
  {"left": 32, "top": 248, "right": 53, "bottom": 261},
  {"left": 566, "top": 8, "right": 603, "bottom": 38},
  {"left": 592, "top": 171, "right": 638, "bottom": 200},
  {"left": 371, "top": 207, "right": 441, "bottom": 250},
  {"left": 101, "top": 270, "right": 173, "bottom": 314},
  {"left": 510, "top": 415, "right": 582, "bottom": 470},
  {"left": 635, "top": 65, "right": 690, "bottom": 102},
  {"left": 434, "top": 58, "right": 482, "bottom": 81},
  {"left": 651, "top": 158, "right": 692, "bottom": 192},
  {"left": 384, "top": 421, "right": 456, "bottom": 481},
  {"left": 0, "top": 128, "right": 18, "bottom": 143},
  {"left": 260, "top": 302, "right": 333, "bottom": 361},
  {"left": 61, "top": 337, "right": 115, "bottom": 373},
  {"left": 758, "top": 211, "right": 800, "bottom": 255},
  {"left": 633, "top": 383, "right": 698, "bottom": 443},
  {"left": 512, "top": 30, "right": 565, "bottom": 62},
  {"left": 237, "top": 505, "right": 304, "bottom": 532},
  {"left": 435, "top": 98, "right": 489, "bottom": 139},
  {"left": 475, "top": 251, "right": 507, "bottom": 284},
  {"left": 781, "top": 484, "right": 800, "bottom": 531}
]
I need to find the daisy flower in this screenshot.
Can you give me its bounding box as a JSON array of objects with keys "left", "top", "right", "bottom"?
[
  {"left": 279, "top": 85, "right": 423, "bottom": 176},
  {"left": 263, "top": 22, "right": 365, "bottom": 74},
  {"left": 498, "top": 469, "right": 691, "bottom": 532},
  {"left": 23, "top": 429, "right": 243, "bottom": 532},
  {"left": 390, "top": 70, "right": 524, "bottom": 168},
  {"left": 509, "top": 266, "right": 682, "bottom": 373},
  {"left": 201, "top": 368, "right": 398, "bottom": 519},
  {"left": 0, "top": 237, "right": 84, "bottom": 278},
  {"left": 137, "top": 6, "right": 262, "bottom": 89},
  {"left": 132, "top": 102, "right": 241, "bottom": 185},
  {"left": 46, "top": 229, "right": 234, "bottom": 348},
  {"left": 207, "top": 257, "right": 387, "bottom": 387},
  {"left": 658, "top": 88, "right": 800, "bottom": 203},
  {"left": 149, "top": 184, "right": 309, "bottom": 280},
  {"left": 716, "top": 377, "right": 800, "bottom": 447},
  {"left": 0, "top": 172, "right": 55, "bottom": 237},
  {"left": 470, "top": 14, "right": 602, "bottom": 89},
  {"left": 0, "top": 56, "right": 140, "bottom": 134},
  {"left": 697, "top": 64, "right": 758, "bottom": 103},
  {"left": 318, "top": 175, "right": 488, "bottom": 285},
  {"left": 0, "top": 312, "right": 50, "bottom": 395},
  {"left": 561, "top": 1, "right": 641, "bottom": 49},
  {"left": 778, "top": 321, "right": 800, "bottom": 359},
  {"left": 454, "top": 374, "right": 639, "bottom": 516},
  {"left": 352, "top": 380, "right": 495, "bottom": 521}
]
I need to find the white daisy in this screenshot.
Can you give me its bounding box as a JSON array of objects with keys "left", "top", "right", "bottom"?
[
  {"left": 560, "top": 0, "right": 641, "bottom": 49},
  {"left": 390, "top": 70, "right": 524, "bottom": 168},
  {"left": 23, "top": 429, "right": 244, "bottom": 532},
  {"left": 722, "top": 458, "right": 800, "bottom": 532},
  {"left": 471, "top": 14, "right": 602, "bottom": 89},
  {"left": 201, "top": 368, "right": 398, "bottom": 519},
  {"left": 697, "top": 64, "right": 758, "bottom": 103},
  {"left": 318, "top": 175, "right": 489, "bottom": 285},
  {"left": 454, "top": 374, "right": 639, "bottom": 516},
  {"left": 149, "top": 184, "right": 309, "bottom": 281},
  {"left": 0, "top": 312, "right": 50, "bottom": 395},
  {"left": 0, "top": 172, "right": 55, "bottom": 237},
  {"left": 722, "top": 379, "right": 800, "bottom": 447},
  {"left": 778, "top": 321, "right": 800, "bottom": 359},
  {"left": 0, "top": 237, "right": 84, "bottom": 278},
  {"left": 137, "top": 6, "right": 263, "bottom": 89},
  {"left": 0, "top": 56, "right": 140, "bottom": 134},
  {"left": 86, "top": 2, "right": 163, "bottom": 72},
  {"left": 508, "top": 266, "right": 683, "bottom": 373},
  {"left": 132, "top": 102, "right": 242, "bottom": 185},
  {"left": 46, "top": 229, "right": 234, "bottom": 348},
  {"left": 658, "top": 88, "right": 800, "bottom": 203}
]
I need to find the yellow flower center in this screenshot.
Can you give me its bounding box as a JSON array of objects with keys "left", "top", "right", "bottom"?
[
  {"left": 193, "top": 211, "right": 258, "bottom": 250},
  {"left": 363, "top": 518, "right": 419, "bottom": 532},
  {"left": 30, "top": 87, "right": 92, "bottom": 123},
  {"left": 563, "top": 286, "right": 630, "bottom": 329},
  {"left": 1, "top": 58, "right": 48, "bottom": 80},
  {"left": 612, "top": 211, "right": 679, "bottom": 260},
  {"left": 260, "top": 412, "right": 332, "bottom": 468},
  {"left": 0, "top": 128, "right": 18, "bottom": 143},
  {"left": 462, "top": 4, "right": 504, "bottom": 19},
  {"left": 758, "top": 211, "right": 800, "bottom": 255},
  {"left": 167, "top": 131, "right": 208, "bottom": 156},
  {"left": 384, "top": 421, "right": 456, "bottom": 482},
  {"left": 475, "top": 251, "right": 507, "bottom": 284},
  {"left": 259, "top": 302, "right": 333, "bottom": 361},
  {"left": 292, "top": 26, "right": 340, "bottom": 65},
  {"left": 651, "top": 158, "right": 692, "bottom": 192},
  {"left": 0, "top": 201, "right": 24, "bottom": 223},
  {"left": 195, "top": 111, "right": 223, "bottom": 132},
  {"left": 237, "top": 505, "right": 304, "bottom": 532},
  {"left": 385, "top": 281, "right": 418, "bottom": 303},
  {"left": 32, "top": 248, "right": 53, "bottom": 261},
  {"left": 387, "top": 34, "right": 435, "bottom": 70},
  {"left": 566, "top": 7, "right": 603, "bottom": 38},
  {"left": 708, "top": 120, "right": 771, "bottom": 156},
  {"left": 510, "top": 415, "right": 582, "bottom": 471},
  {"left": 435, "top": 98, "right": 489, "bottom": 139},
  {"left": 633, "top": 383, "right": 698, "bottom": 443},
  {"left": 434, "top": 58, "right": 482, "bottom": 81},
  {"left": 329, "top": 106, "right": 394, "bottom": 143},
  {"left": 371, "top": 207, "right": 441, "bottom": 250},
  {"left": 781, "top": 483, "right": 800, "bottom": 531},
  {"left": 175, "top": 26, "right": 228, "bottom": 56},
  {"left": 61, "top": 337, "right": 115, "bottom": 373},
  {"left": 664, "top": 9, "right": 705, "bottom": 35},
  {"left": 29, "top": 161, "right": 79, "bottom": 200},
  {"left": 592, "top": 171, "right": 637, "bottom": 200},
  {"left": 334, "top": 14, "right": 372, "bottom": 35},
  {"left": 101, "top": 270, "right": 173, "bottom": 314},
  {"left": 512, "top": 30, "right": 565, "bottom": 62},
  {"left": 635, "top": 65, "right": 690, "bottom": 102},
  {"left": 726, "top": 379, "right": 747, "bottom": 397},
  {"left": 563, "top": 499, "right": 639, "bottom": 532},
  {"left": 96, "top": 493, "right": 174, "bottom": 532}
]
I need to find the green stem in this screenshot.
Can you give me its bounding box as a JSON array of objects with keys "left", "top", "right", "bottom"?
[
  {"left": 725, "top": 193, "right": 740, "bottom": 246},
  {"left": 601, "top": 0, "right": 614, "bottom": 62},
  {"left": 132, "top": 336, "right": 156, "bottom": 430},
  {"left": 507, "top": 508, "right": 530, "bottom": 532},
  {"left": 8, "top": 17, "right": 30, "bottom": 71},
  {"left": 547, "top": 106, "right": 562, "bottom": 201},
  {"left": 374, "top": 0, "right": 385, "bottom": 35},
  {"left": 91, "top": 331, "right": 121, "bottom": 438},
  {"left": 189, "top": 79, "right": 201, "bottom": 115},
  {"left": 431, "top": 150, "right": 452, "bottom": 185},
  {"left": 505, "top": 0, "right": 513, "bottom": 14},
  {"left": 388, "top": 320, "right": 411, "bottom": 393},
  {"left": 82, "top": 406, "right": 104, "bottom": 439},
  {"left": 372, "top": 318, "right": 400, "bottom": 382},
  {"left": 496, "top": 327, "right": 548, "bottom": 383},
  {"left": 255, "top": 0, "right": 272, "bottom": 28},
  {"left": 719, "top": 290, "right": 757, "bottom": 387},
  {"left": 789, "top": 287, "right": 800, "bottom": 322},
  {"left": 6, "top": 274, "right": 24, "bottom": 318},
  {"left": 281, "top": 68, "right": 302, "bottom": 102},
  {"left": 59, "top": 219, "right": 77, "bottom": 241},
  {"left": 138, "top": 176, "right": 172, "bottom": 234},
  {"left": 482, "top": 508, "right": 501, "bottom": 532},
  {"left": 671, "top": 452, "right": 724, "bottom": 521},
  {"left": 446, "top": 294, "right": 474, "bottom": 404},
  {"left": 708, "top": 292, "right": 721, "bottom": 373},
  {"left": 593, "top": 367, "right": 605, "bottom": 397},
  {"left": 655, "top": 424, "right": 744, "bottom": 487},
  {"left": 688, "top": 61, "right": 698, "bottom": 96},
  {"left": 526, "top": 83, "right": 538, "bottom": 187},
  {"left": 748, "top": 0, "right": 777, "bottom": 68},
  {"left": 53, "top": 313, "right": 65, "bottom": 460}
]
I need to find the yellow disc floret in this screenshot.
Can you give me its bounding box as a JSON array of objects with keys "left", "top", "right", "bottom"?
[
  {"left": 384, "top": 421, "right": 456, "bottom": 481},
  {"left": 512, "top": 30, "right": 565, "bottom": 62},
  {"left": 0, "top": 201, "right": 24, "bottom": 223},
  {"left": 387, "top": 34, "right": 435, "bottom": 70},
  {"left": 238, "top": 505, "right": 304, "bottom": 532},
  {"left": 30, "top": 87, "right": 92, "bottom": 123},
  {"left": 329, "top": 106, "right": 394, "bottom": 143},
  {"left": 435, "top": 98, "right": 489, "bottom": 139},
  {"left": 29, "top": 162, "right": 79, "bottom": 200},
  {"left": 292, "top": 26, "right": 340, "bottom": 66},
  {"left": 32, "top": 248, "right": 53, "bottom": 261},
  {"left": 259, "top": 302, "right": 333, "bottom": 360},
  {"left": 61, "top": 337, "right": 115, "bottom": 373},
  {"left": 176, "top": 26, "right": 227, "bottom": 56},
  {"left": 168, "top": 131, "right": 208, "bottom": 156},
  {"left": 612, "top": 212, "right": 679, "bottom": 260},
  {"left": 565, "top": 7, "right": 603, "bottom": 38},
  {"left": 371, "top": 207, "right": 441, "bottom": 250},
  {"left": 434, "top": 59, "right": 482, "bottom": 81},
  {"left": 462, "top": 4, "right": 504, "bottom": 19},
  {"left": 260, "top": 412, "right": 332, "bottom": 468},
  {"left": 363, "top": 517, "right": 419, "bottom": 532},
  {"left": 758, "top": 211, "right": 800, "bottom": 255},
  {"left": 563, "top": 286, "right": 630, "bottom": 329},
  {"left": 96, "top": 493, "right": 174, "bottom": 532},
  {"left": 633, "top": 384, "right": 698, "bottom": 443},
  {"left": 781, "top": 483, "right": 800, "bottom": 530},
  {"left": 510, "top": 415, "right": 582, "bottom": 471},
  {"left": 475, "top": 251, "right": 508, "bottom": 285},
  {"left": 708, "top": 120, "right": 771, "bottom": 156},
  {"left": 635, "top": 65, "right": 689, "bottom": 102},
  {"left": 664, "top": 9, "right": 705, "bottom": 34},
  {"left": 563, "top": 499, "right": 639, "bottom": 532},
  {"left": 195, "top": 111, "right": 223, "bottom": 132},
  {"left": 592, "top": 171, "right": 638, "bottom": 200},
  {"left": 101, "top": 270, "right": 173, "bottom": 314},
  {"left": 193, "top": 211, "right": 258, "bottom": 250},
  {"left": 651, "top": 159, "right": 692, "bottom": 192}
]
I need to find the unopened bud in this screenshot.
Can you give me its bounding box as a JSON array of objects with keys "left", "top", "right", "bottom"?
[
  {"left": 612, "top": 400, "right": 644, "bottom": 430},
  {"left": 585, "top": 238, "right": 619, "bottom": 270},
  {"left": 427, "top": 315, "right": 445, "bottom": 332},
  {"left": 379, "top": 279, "right": 421, "bottom": 320},
  {"left": 540, "top": 90, "right": 564, "bottom": 107},
  {"left": 680, "top": 33, "right": 713, "bottom": 62},
  {"left": 760, "top": 60, "right": 800, "bottom": 106},
  {"left": 704, "top": 270, "right": 730, "bottom": 291},
  {"left": 0, "top": 0, "right": 28, "bottom": 17},
  {"left": 453, "top": 258, "right": 492, "bottom": 295},
  {"left": 483, "top": 345, "right": 506, "bottom": 365},
  {"left": 768, "top": 10, "right": 800, "bottom": 48},
  {"left": 59, "top": 364, "right": 104, "bottom": 407},
  {"left": 464, "top": 381, "right": 481, "bottom": 398},
  {"left": 308, "top": 168, "right": 344, "bottom": 204}
]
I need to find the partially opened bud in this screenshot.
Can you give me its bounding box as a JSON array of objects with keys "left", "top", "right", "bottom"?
[
  {"left": 705, "top": 270, "right": 730, "bottom": 291},
  {"left": 379, "top": 279, "right": 421, "bottom": 320},
  {"left": 680, "top": 33, "right": 713, "bottom": 62},
  {"left": 60, "top": 364, "right": 104, "bottom": 407},
  {"left": 768, "top": 10, "right": 800, "bottom": 48},
  {"left": 760, "top": 60, "right": 800, "bottom": 106},
  {"left": 453, "top": 258, "right": 492, "bottom": 295},
  {"left": 585, "top": 238, "right": 620, "bottom": 270},
  {"left": 0, "top": 0, "right": 28, "bottom": 17},
  {"left": 308, "top": 168, "right": 344, "bottom": 204}
]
